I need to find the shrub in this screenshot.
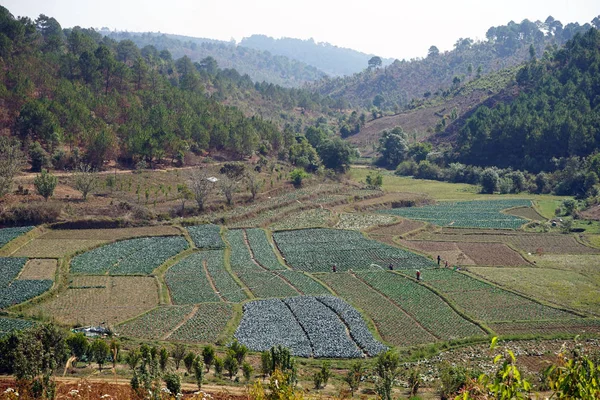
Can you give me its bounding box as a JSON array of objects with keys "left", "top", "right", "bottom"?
[
  {"left": 415, "top": 160, "right": 440, "bottom": 180},
  {"left": 163, "top": 373, "right": 181, "bottom": 396},
  {"left": 29, "top": 142, "right": 50, "bottom": 172},
  {"left": 34, "top": 169, "right": 57, "bottom": 201},
  {"left": 0, "top": 202, "right": 62, "bottom": 225},
  {"left": 395, "top": 160, "right": 418, "bottom": 176},
  {"left": 480, "top": 168, "right": 499, "bottom": 194},
  {"left": 290, "top": 169, "right": 308, "bottom": 187}
]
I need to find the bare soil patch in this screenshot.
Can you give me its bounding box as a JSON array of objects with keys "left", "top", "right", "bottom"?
[
  {"left": 42, "top": 226, "right": 181, "bottom": 240},
  {"left": 12, "top": 239, "right": 109, "bottom": 258},
  {"left": 505, "top": 206, "right": 546, "bottom": 221},
  {"left": 17, "top": 259, "right": 57, "bottom": 280},
  {"left": 27, "top": 276, "right": 159, "bottom": 326},
  {"left": 368, "top": 219, "right": 427, "bottom": 237}
]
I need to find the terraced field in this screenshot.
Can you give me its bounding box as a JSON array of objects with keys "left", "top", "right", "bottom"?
[
  {"left": 17, "top": 259, "right": 58, "bottom": 280},
  {"left": 274, "top": 228, "right": 435, "bottom": 272},
  {"left": 270, "top": 209, "right": 333, "bottom": 231},
  {"left": 0, "top": 226, "right": 34, "bottom": 249},
  {"left": 489, "top": 319, "right": 600, "bottom": 336},
  {"left": 200, "top": 250, "right": 247, "bottom": 303},
  {"left": 186, "top": 224, "right": 224, "bottom": 249},
  {"left": 335, "top": 213, "right": 397, "bottom": 231},
  {"left": 380, "top": 200, "right": 531, "bottom": 229},
  {"left": 0, "top": 257, "right": 53, "bottom": 309},
  {"left": 421, "top": 269, "right": 575, "bottom": 322},
  {"left": 71, "top": 236, "right": 189, "bottom": 275},
  {"left": 235, "top": 296, "right": 385, "bottom": 357},
  {"left": 166, "top": 252, "right": 221, "bottom": 304},
  {"left": 0, "top": 317, "right": 35, "bottom": 336},
  {"left": 117, "top": 305, "right": 195, "bottom": 340},
  {"left": 168, "top": 303, "right": 234, "bottom": 343}
]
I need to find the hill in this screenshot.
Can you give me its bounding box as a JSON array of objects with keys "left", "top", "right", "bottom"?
[
  {"left": 239, "top": 34, "right": 394, "bottom": 77},
  {"left": 312, "top": 16, "right": 597, "bottom": 109},
  {"left": 104, "top": 31, "right": 328, "bottom": 87}
]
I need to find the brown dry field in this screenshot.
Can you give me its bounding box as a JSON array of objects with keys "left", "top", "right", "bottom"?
[
  {"left": 399, "top": 240, "right": 528, "bottom": 266},
  {"left": 27, "top": 276, "right": 159, "bottom": 326},
  {"left": 367, "top": 218, "right": 427, "bottom": 237},
  {"left": 12, "top": 238, "right": 109, "bottom": 258},
  {"left": 417, "top": 231, "right": 600, "bottom": 254},
  {"left": 504, "top": 206, "right": 546, "bottom": 221},
  {"left": 41, "top": 225, "right": 181, "bottom": 240},
  {"left": 490, "top": 319, "right": 600, "bottom": 336},
  {"left": 17, "top": 259, "right": 57, "bottom": 280}
]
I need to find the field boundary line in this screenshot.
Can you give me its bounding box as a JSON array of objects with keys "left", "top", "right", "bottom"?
[
  {"left": 222, "top": 229, "right": 255, "bottom": 300},
  {"left": 176, "top": 224, "right": 196, "bottom": 248},
  {"left": 315, "top": 297, "right": 367, "bottom": 357},
  {"left": 203, "top": 259, "right": 224, "bottom": 302},
  {"left": 0, "top": 226, "right": 45, "bottom": 257},
  {"left": 262, "top": 228, "right": 293, "bottom": 270},
  {"left": 352, "top": 272, "right": 442, "bottom": 340},
  {"left": 163, "top": 305, "right": 199, "bottom": 340},
  {"left": 392, "top": 270, "right": 493, "bottom": 336},
  {"left": 280, "top": 299, "right": 314, "bottom": 358},
  {"left": 153, "top": 247, "right": 197, "bottom": 305}
]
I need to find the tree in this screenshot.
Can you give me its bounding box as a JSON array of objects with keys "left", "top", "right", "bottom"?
[
  {"left": 184, "top": 352, "right": 196, "bottom": 374},
  {"left": 193, "top": 356, "right": 204, "bottom": 389},
  {"left": 314, "top": 361, "right": 331, "bottom": 389},
  {"left": 242, "top": 361, "right": 253, "bottom": 382},
  {"left": 109, "top": 339, "right": 120, "bottom": 369},
  {"left": 177, "top": 183, "right": 193, "bottom": 216},
  {"left": 224, "top": 352, "right": 238, "bottom": 379},
  {"left": 0, "top": 137, "right": 25, "bottom": 197},
  {"left": 368, "top": 56, "right": 382, "bottom": 69},
  {"left": 66, "top": 333, "right": 89, "bottom": 362},
  {"left": 85, "top": 128, "right": 116, "bottom": 170},
  {"left": 246, "top": 172, "right": 263, "bottom": 200},
  {"left": 34, "top": 169, "right": 57, "bottom": 201},
  {"left": 480, "top": 168, "right": 499, "bottom": 194},
  {"left": 188, "top": 168, "right": 214, "bottom": 211},
  {"left": 74, "top": 163, "right": 99, "bottom": 200},
  {"left": 318, "top": 138, "right": 357, "bottom": 172},
  {"left": 90, "top": 339, "right": 110, "bottom": 371},
  {"left": 163, "top": 373, "right": 181, "bottom": 396},
  {"left": 427, "top": 45, "right": 440, "bottom": 57},
  {"left": 228, "top": 339, "right": 248, "bottom": 366},
  {"left": 375, "top": 350, "right": 401, "bottom": 400},
  {"left": 219, "top": 174, "right": 238, "bottom": 206},
  {"left": 213, "top": 356, "right": 224, "bottom": 377},
  {"left": 378, "top": 127, "right": 408, "bottom": 168},
  {"left": 290, "top": 168, "right": 308, "bottom": 187},
  {"left": 344, "top": 360, "right": 364, "bottom": 396},
  {"left": 29, "top": 141, "right": 50, "bottom": 172},
  {"left": 159, "top": 347, "right": 169, "bottom": 372},
  {"left": 373, "top": 94, "right": 385, "bottom": 108},
  {"left": 171, "top": 344, "right": 186, "bottom": 371},
  {"left": 202, "top": 345, "right": 215, "bottom": 373}
]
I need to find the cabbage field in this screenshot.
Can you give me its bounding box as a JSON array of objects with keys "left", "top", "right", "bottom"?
[
  {"left": 0, "top": 316, "right": 35, "bottom": 336},
  {"left": 274, "top": 228, "right": 435, "bottom": 272},
  {"left": 166, "top": 253, "right": 221, "bottom": 304},
  {"left": 235, "top": 296, "right": 386, "bottom": 358},
  {"left": 71, "top": 236, "right": 188, "bottom": 275},
  {"left": 379, "top": 199, "right": 532, "bottom": 228},
  {"left": 0, "top": 257, "right": 53, "bottom": 309},
  {"left": 186, "top": 224, "right": 225, "bottom": 249},
  {"left": 0, "top": 226, "right": 34, "bottom": 249}
]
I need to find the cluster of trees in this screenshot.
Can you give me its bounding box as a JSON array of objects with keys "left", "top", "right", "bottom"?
[
  {"left": 457, "top": 28, "right": 600, "bottom": 172},
  {"left": 311, "top": 16, "right": 598, "bottom": 109}
]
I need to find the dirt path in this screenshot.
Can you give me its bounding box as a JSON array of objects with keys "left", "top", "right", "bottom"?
[{"left": 162, "top": 305, "right": 199, "bottom": 340}]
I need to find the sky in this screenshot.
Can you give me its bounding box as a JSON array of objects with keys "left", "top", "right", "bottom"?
[{"left": 3, "top": 0, "right": 600, "bottom": 60}]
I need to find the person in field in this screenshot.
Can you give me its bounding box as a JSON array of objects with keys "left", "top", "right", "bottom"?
[
  {"left": 332, "top": 264, "right": 337, "bottom": 272},
  {"left": 437, "top": 255, "right": 441, "bottom": 265},
  {"left": 388, "top": 263, "right": 394, "bottom": 271},
  {"left": 416, "top": 270, "right": 421, "bottom": 281},
  {"left": 445, "top": 260, "right": 448, "bottom": 268}
]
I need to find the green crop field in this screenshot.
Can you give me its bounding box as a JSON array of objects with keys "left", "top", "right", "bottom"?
[
  {"left": 0, "top": 316, "right": 35, "bottom": 336},
  {"left": 379, "top": 199, "right": 531, "bottom": 229},
  {"left": 0, "top": 257, "right": 53, "bottom": 310},
  {"left": 274, "top": 228, "right": 435, "bottom": 272},
  {"left": 245, "top": 228, "right": 287, "bottom": 270},
  {"left": 117, "top": 305, "right": 195, "bottom": 340},
  {"left": 71, "top": 236, "right": 188, "bottom": 275},
  {"left": 186, "top": 224, "right": 225, "bottom": 249},
  {"left": 166, "top": 252, "right": 221, "bottom": 304},
  {"left": 202, "top": 250, "right": 247, "bottom": 303},
  {"left": 0, "top": 226, "right": 34, "bottom": 249},
  {"left": 168, "top": 303, "right": 234, "bottom": 343}
]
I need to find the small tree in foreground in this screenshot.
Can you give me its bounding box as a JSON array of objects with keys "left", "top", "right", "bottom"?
[
  {"left": 90, "top": 339, "right": 110, "bottom": 372},
  {"left": 202, "top": 345, "right": 215, "bottom": 373},
  {"left": 344, "top": 360, "right": 364, "bottom": 396},
  {"left": 375, "top": 350, "right": 401, "bottom": 400},
  {"left": 0, "top": 137, "right": 25, "bottom": 197},
  {"left": 290, "top": 168, "right": 308, "bottom": 187},
  {"left": 73, "top": 163, "right": 99, "bottom": 200},
  {"left": 193, "top": 356, "right": 204, "bottom": 389},
  {"left": 34, "top": 169, "right": 57, "bottom": 201}
]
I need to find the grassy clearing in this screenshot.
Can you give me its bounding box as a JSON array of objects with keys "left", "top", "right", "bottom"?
[
  {"left": 524, "top": 254, "right": 600, "bottom": 285},
  {"left": 469, "top": 267, "right": 600, "bottom": 316}
]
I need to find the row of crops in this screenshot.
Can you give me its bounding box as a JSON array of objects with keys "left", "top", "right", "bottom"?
[
  {"left": 71, "top": 236, "right": 188, "bottom": 275},
  {"left": 0, "top": 257, "right": 53, "bottom": 309},
  {"left": 117, "top": 303, "right": 233, "bottom": 343},
  {"left": 421, "top": 269, "right": 575, "bottom": 322},
  {"left": 379, "top": 199, "right": 532, "bottom": 229},
  {"left": 235, "top": 296, "right": 386, "bottom": 358},
  {"left": 274, "top": 228, "right": 435, "bottom": 272},
  {"left": 0, "top": 316, "right": 35, "bottom": 337},
  {"left": 0, "top": 226, "right": 34, "bottom": 249},
  {"left": 186, "top": 224, "right": 224, "bottom": 249},
  {"left": 166, "top": 253, "right": 221, "bottom": 304}
]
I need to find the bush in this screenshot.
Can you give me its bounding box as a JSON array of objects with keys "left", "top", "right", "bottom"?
[
  {"left": 395, "top": 160, "right": 417, "bottom": 176},
  {"left": 29, "top": 142, "right": 50, "bottom": 172},
  {"left": 498, "top": 177, "right": 514, "bottom": 194},
  {"left": 0, "top": 202, "right": 62, "bottom": 225},
  {"left": 289, "top": 169, "right": 308, "bottom": 187},
  {"left": 34, "top": 169, "right": 58, "bottom": 201},
  {"left": 480, "top": 168, "right": 499, "bottom": 194},
  {"left": 163, "top": 373, "right": 181, "bottom": 396},
  {"left": 414, "top": 160, "right": 440, "bottom": 180},
  {"left": 220, "top": 162, "right": 246, "bottom": 179}
]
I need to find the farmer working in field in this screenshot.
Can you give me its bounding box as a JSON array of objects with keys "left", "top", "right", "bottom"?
[
  {"left": 416, "top": 270, "right": 421, "bottom": 281},
  {"left": 437, "top": 255, "right": 441, "bottom": 265},
  {"left": 388, "top": 263, "right": 394, "bottom": 271},
  {"left": 332, "top": 264, "right": 337, "bottom": 273}
]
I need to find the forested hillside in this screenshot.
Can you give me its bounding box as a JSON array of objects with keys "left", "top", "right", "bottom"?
[
  {"left": 240, "top": 35, "right": 394, "bottom": 76},
  {"left": 454, "top": 28, "right": 600, "bottom": 172},
  {"left": 105, "top": 31, "right": 327, "bottom": 87},
  {"left": 312, "top": 17, "right": 597, "bottom": 109}
]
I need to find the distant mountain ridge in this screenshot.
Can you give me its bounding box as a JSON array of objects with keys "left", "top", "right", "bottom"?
[
  {"left": 105, "top": 31, "right": 328, "bottom": 87},
  {"left": 240, "top": 34, "right": 394, "bottom": 76}
]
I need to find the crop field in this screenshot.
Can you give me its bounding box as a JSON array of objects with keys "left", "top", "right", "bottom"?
[
  {"left": 227, "top": 229, "right": 299, "bottom": 298},
  {"left": 40, "top": 226, "right": 181, "bottom": 240},
  {"left": 399, "top": 240, "right": 528, "bottom": 266},
  {"left": 469, "top": 267, "right": 600, "bottom": 316},
  {"left": 168, "top": 303, "right": 234, "bottom": 343},
  {"left": 0, "top": 317, "right": 35, "bottom": 336},
  {"left": 0, "top": 257, "right": 53, "bottom": 309},
  {"left": 335, "top": 213, "right": 397, "bottom": 231},
  {"left": 166, "top": 252, "right": 221, "bottom": 304},
  {"left": 270, "top": 209, "right": 333, "bottom": 230},
  {"left": 379, "top": 200, "right": 532, "bottom": 229},
  {"left": 17, "top": 259, "right": 57, "bottom": 280},
  {"left": 117, "top": 305, "right": 195, "bottom": 340},
  {"left": 421, "top": 269, "right": 575, "bottom": 322},
  {"left": 202, "top": 250, "right": 247, "bottom": 303},
  {"left": 0, "top": 226, "right": 34, "bottom": 249},
  {"left": 245, "top": 228, "right": 286, "bottom": 270},
  {"left": 278, "top": 271, "right": 330, "bottom": 295},
  {"left": 13, "top": 239, "right": 110, "bottom": 258},
  {"left": 489, "top": 319, "right": 600, "bottom": 336},
  {"left": 28, "top": 276, "right": 159, "bottom": 325},
  {"left": 505, "top": 206, "right": 546, "bottom": 221},
  {"left": 186, "top": 224, "right": 224, "bottom": 249},
  {"left": 274, "top": 228, "right": 435, "bottom": 272},
  {"left": 525, "top": 254, "right": 600, "bottom": 285},
  {"left": 357, "top": 271, "right": 486, "bottom": 339},
  {"left": 235, "top": 296, "right": 385, "bottom": 358},
  {"left": 71, "top": 236, "right": 188, "bottom": 275},
  {"left": 319, "top": 272, "right": 438, "bottom": 346},
  {"left": 417, "top": 231, "right": 600, "bottom": 254}
]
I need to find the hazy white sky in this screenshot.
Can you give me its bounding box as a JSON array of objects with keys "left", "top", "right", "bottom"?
[{"left": 4, "top": 0, "right": 599, "bottom": 59}]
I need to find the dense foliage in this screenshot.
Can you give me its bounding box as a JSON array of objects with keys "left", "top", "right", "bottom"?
[{"left": 457, "top": 28, "right": 600, "bottom": 172}]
